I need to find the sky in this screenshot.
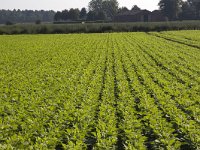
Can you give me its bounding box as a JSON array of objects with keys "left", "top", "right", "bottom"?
[{"left": 0, "top": 0, "right": 160, "bottom": 11}]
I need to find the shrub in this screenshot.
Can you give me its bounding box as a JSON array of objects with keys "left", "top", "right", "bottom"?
[
  {"left": 5, "top": 21, "right": 14, "bottom": 25},
  {"left": 35, "top": 20, "right": 41, "bottom": 25}
]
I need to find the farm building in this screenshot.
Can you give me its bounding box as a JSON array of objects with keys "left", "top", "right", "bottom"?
[{"left": 114, "top": 10, "right": 166, "bottom": 22}]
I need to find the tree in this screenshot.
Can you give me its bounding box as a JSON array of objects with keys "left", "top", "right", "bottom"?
[
  {"left": 87, "top": 11, "right": 96, "bottom": 21},
  {"left": 88, "top": 0, "right": 118, "bottom": 20},
  {"left": 179, "top": 1, "right": 196, "bottom": 20},
  {"left": 54, "top": 11, "right": 62, "bottom": 21},
  {"left": 102, "top": 0, "right": 119, "bottom": 19},
  {"left": 89, "top": 0, "right": 103, "bottom": 12},
  {"left": 80, "top": 8, "right": 87, "bottom": 19},
  {"left": 188, "top": 0, "right": 200, "bottom": 19},
  {"left": 68, "top": 8, "right": 80, "bottom": 20},
  {"left": 158, "top": 0, "right": 182, "bottom": 20},
  {"left": 118, "top": 7, "right": 129, "bottom": 13},
  {"left": 0, "top": 9, "right": 55, "bottom": 24},
  {"left": 97, "top": 11, "right": 107, "bottom": 20},
  {"left": 61, "top": 10, "right": 69, "bottom": 20},
  {"left": 131, "top": 5, "right": 141, "bottom": 11}
]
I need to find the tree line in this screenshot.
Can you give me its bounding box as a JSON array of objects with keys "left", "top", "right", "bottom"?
[
  {"left": 0, "top": 0, "right": 199, "bottom": 24},
  {"left": 54, "top": 0, "right": 200, "bottom": 22},
  {"left": 54, "top": 0, "right": 119, "bottom": 21},
  {"left": 0, "top": 9, "right": 55, "bottom": 24},
  {"left": 159, "top": 0, "right": 200, "bottom": 20}
]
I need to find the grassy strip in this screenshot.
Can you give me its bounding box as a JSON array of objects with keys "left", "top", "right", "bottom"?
[{"left": 0, "top": 21, "right": 200, "bottom": 34}]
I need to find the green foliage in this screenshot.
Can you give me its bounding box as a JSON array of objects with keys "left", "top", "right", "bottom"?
[
  {"left": 158, "top": 0, "right": 182, "bottom": 20},
  {"left": 0, "top": 21, "right": 200, "bottom": 35},
  {"left": 80, "top": 8, "right": 87, "bottom": 20},
  {"left": 35, "top": 20, "right": 41, "bottom": 25},
  {"left": 0, "top": 9, "right": 55, "bottom": 24},
  {"left": 5, "top": 21, "right": 14, "bottom": 25},
  {"left": 88, "top": 0, "right": 119, "bottom": 20},
  {"left": 0, "top": 31, "right": 200, "bottom": 149}
]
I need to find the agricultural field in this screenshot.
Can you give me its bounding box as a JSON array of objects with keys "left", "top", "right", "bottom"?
[{"left": 0, "top": 31, "right": 200, "bottom": 149}]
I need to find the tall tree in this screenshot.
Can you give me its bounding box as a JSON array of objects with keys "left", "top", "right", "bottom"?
[
  {"left": 102, "top": 0, "right": 119, "bottom": 19},
  {"left": 188, "top": 0, "right": 200, "bottom": 19},
  {"left": 0, "top": 9, "right": 55, "bottom": 24},
  {"left": 88, "top": 0, "right": 118, "bottom": 20},
  {"left": 158, "top": 0, "right": 182, "bottom": 20},
  {"left": 131, "top": 5, "right": 141, "bottom": 11},
  {"left": 97, "top": 11, "right": 107, "bottom": 20},
  {"left": 54, "top": 11, "right": 62, "bottom": 21},
  {"left": 80, "top": 8, "right": 87, "bottom": 19},
  {"left": 89, "top": 0, "right": 103, "bottom": 12},
  {"left": 68, "top": 8, "right": 80, "bottom": 20},
  {"left": 87, "top": 11, "right": 96, "bottom": 21},
  {"left": 180, "top": 1, "right": 196, "bottom": 20},
  {"left": 118, "top": 7, "right": 129, "bottom": 13},
  {"left": 61, "top": 10, "right": 69, "bottom": 20}
]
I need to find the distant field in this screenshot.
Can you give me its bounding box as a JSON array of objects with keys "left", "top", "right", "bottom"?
[
  {"left": 0, "top": 31, "right": 200, "bottom": 149},
  {"left": 0, "top": 20, "right": 200, "bottom": 34}
]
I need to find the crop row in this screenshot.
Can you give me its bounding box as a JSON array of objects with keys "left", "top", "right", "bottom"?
[{"left": 0, "top": 31, "right": 199, "bottom": 149}]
